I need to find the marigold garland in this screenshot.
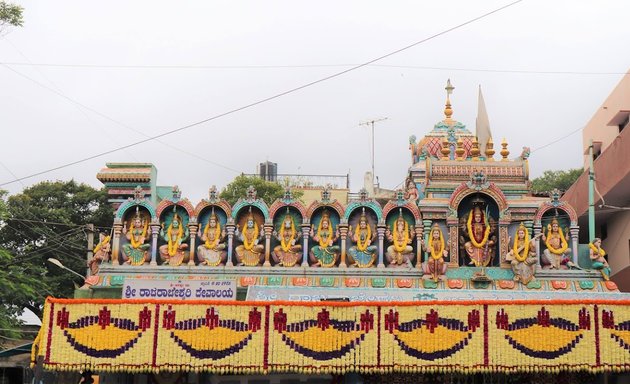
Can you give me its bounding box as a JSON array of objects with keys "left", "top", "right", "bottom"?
[
  {"left": 203, "top": 221, "right": 222, "bottom": 250},
  {"left": 167, "top": 221, "right": 184, "bottom": 256},
  {"left": 279, "top": 217, "right": 296, "bottom": 252},
  {"left": 467, "top": 210, "right": 490, "bottom": 248},
  {"left": 242, "top": 222, "right": 259, "bottom": 251},
  {"left": 354, "top": 223, "right": 372, "bottom": 252},
  {"left": 392, "top": 220, "right": 410, "bottom": 253},
  {"left": 512, "top": 227, "right": 530, "bottom": 262},
  {"left": 428, "top": 229, "right": 445, "bottom": 261},
  {"left": 589, "top": 242, "right": 606, "bottom": 257},
  {"left": 317, "top": 218, "right": 334, "bottom": 248},
  {"left": 92, "top": 235, "right": 111, "bottom": 254},
  {"left": 129, "top": 221, "right": 148, "bottom": 249},
  {"left": 545, "top": 224, "right": 568, "bottom": 255}
]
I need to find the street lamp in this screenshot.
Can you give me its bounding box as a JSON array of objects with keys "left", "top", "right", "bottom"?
[{"left": 47, "top": 258, "right": 85, "bottom": 281}]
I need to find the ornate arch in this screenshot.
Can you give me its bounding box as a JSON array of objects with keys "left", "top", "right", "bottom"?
[
  {"left": 344, "top": 201, "right": 383, "bottom": 222},
  {"left": 156, "top": 199, "right": 195, "bottom": 219},
  {"left": 448, "top": 181, "right": 508, "bottom": 214},
  {"left": 305, "top": 201, "right": 345, "bottom": 219},
  {"left": 194, "top": 200, "right": 232, "bottom": 219},
  {"left": 269, "top": 200, "right": 307, "bottom": 221},
  {"left": 231, "top": 199, "right": 270, "bottom": 220},
  {"left": 115, "top": 199, "right": 156, "bottom": 220},
  {"left": 534, "top": 202, "right": 578, "bottom": 226},
  {"left": 382, "top": 193, "right": 421, "bottom": 222}
]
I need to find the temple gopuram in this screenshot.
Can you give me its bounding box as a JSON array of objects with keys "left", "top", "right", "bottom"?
[{"left": 31, "top": 82, "right": 630, "bottom": 384}]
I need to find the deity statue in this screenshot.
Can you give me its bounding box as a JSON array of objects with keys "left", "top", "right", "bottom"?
[
  {"left": 159, "top": 212, "right": 190, "bottom": 266},
  {"left": 234, "top": 209, "right": 265, "bottom": 266},
  {"left": 541, "top": 218, "right": 573, "bottom": 269},
  {"left": 459, "top": 205, "right": 496, "bottom": 267},
  {"left": 272, "top": 212, "right": 302, "bottom": 267},
  {"left": 404, "top": 177, "right": 419, "bottom": 203},
  {"left": 421, "top": 224, "right": 448, "bottom": 281},
  {"left": 348, "top": 209, "right": 377, "bottom": 268},
  {"left": 385, "top": 210, "right": 414, "bottom": 267},
  {"left": 121, "top": 209, "right": 151, "bottom": 265},
  {"left": 309, "top": 210, "right": 340, "bottom": 267},
  {"left": 88, "top": 232, "right": 111, "bottom": 275},
  {"left": 505, "top": 223, "right": 540, "bottom": 285},
  {"left": 196, "top": 210, "right": 227, "bottom": 266},
  {"left": 589, "top": 238, "right": 610, "bottom": 280}
]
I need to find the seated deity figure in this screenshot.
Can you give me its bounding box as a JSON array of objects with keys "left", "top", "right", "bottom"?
[
  {"left": 122, "top": 210, "right": 151, "bottom": 265},
  {"left": 348, "top": 209, "right": 378, "bottom": 268},
  {"left": 505, "top": 223, "right": 540, "bottom": 285},
  {"left": 159, "top": 212, "right": 190, "bottom": 266},
  {"left": 235, "top": 209, "right": 265, "bottom": 266},
  {"left": 88, "top": 232, "right": 111, "bottom": 275},
  {"left": 272, "top": 213, "right": 302, "bottom": 267},
  {"left": 196, "top": 210, "right": 227, "bottom": 266},
  {"left": 421, "top": 224, "right": 448, "bottom": 281},
  {"left": 589, "top": 237, "right": 610, "bottom": 280},
  {"left": 459, "top": 205, "right": 496, "bottom": 267},
  {"left": 541, "top": 218, "right": 574, "bottom": 269},
  {"left": 385, "top": 210, "right": 415, "bottom": 267},
  {"left": 309, "top": 210, "right": 340, "bottom": 267}
]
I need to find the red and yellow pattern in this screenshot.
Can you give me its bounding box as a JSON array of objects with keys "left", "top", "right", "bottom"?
[{"left": 33, "top": 298, "right": 630, "bottom": 374}]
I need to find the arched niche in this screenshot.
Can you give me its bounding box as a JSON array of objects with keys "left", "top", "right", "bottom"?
[{"left": 456, "top": 192, "right": 501, "bottom": 267}]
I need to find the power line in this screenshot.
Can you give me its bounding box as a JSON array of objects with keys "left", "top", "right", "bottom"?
[
  {"left": 0, "top": 0, "right": 524, "bottom": 187},
  {"left": 531, "top": 126, "right": 583, "bottom": 153}
]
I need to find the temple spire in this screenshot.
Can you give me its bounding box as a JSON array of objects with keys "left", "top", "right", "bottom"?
[
  {"left": 476, "top": 85, "right": 493, "bottom": 157},
  {"left": 444, "top": 79, "right": 454, "bottom": 123}
]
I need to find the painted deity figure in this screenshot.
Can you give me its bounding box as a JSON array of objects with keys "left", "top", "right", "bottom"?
[
  {"left": 385, "top": 211, "right": 414, "bottom": 267},
  {"left": 196, "top": 211, "right": 227, "bottom": 266},
  {"left": 235, "top": 210, "right": 265, "bottom": 266},
  {"left": 348, "top": 209, "right": 377, "bottom": 268},
  {"left": 88, "top": 233, "right": 111, "bottom": 275},
  {"left": 421, "top": 224, "right": 448, "bottom": 281},
  {"left": 158, "top": 213, "right": 190, "bottom": 266},
  {"left": 404, "top": 178, "right": 419, "bottom": 203},
  {"left": 122, "top": 210, "right": 151, "bottom": 265},
  {"left": 272, "top": 213, "right": 302, "bottom": 267},
  {"left": 309, "top": 211, "right": 340, "bottom": 267},
  {"left": 589, "top": 237, "right": 610, "bottom": 280},
  {"left": 541, "top": 218, "right": 572, "bottom": 269},
  {"left": 460, "top": 205, "right": 496, "bottom": 267},
  {"left": 505, "top": 223, "right": 540, "bottom": 285}
]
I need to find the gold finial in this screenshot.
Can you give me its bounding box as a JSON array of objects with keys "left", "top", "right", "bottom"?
[
  {"left": 500, "top": 138, "right": 510, "bottom": 161},
  {"left": 470, "top": 136, "right": 480, "bottom": 160},
  {"left": 455, "top": 137, "right": 465, "bottom": 161},
  {"left": 444, "top": 79, "right": 454, "bottom": 123},
  {"left": 440, "top": 136, "right": 450, "bottom": 160},
  {"left": 485, "top": 137, "right": 495, "bottom": 161}
]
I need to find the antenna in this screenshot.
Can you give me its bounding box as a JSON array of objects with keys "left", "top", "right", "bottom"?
[{"left": 359, "top": 117, "right": 388, "bottom": 183}]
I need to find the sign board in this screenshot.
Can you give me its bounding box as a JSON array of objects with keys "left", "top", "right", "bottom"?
[{"left": 123, "top": 277, "right": 236, "bottom": 300}]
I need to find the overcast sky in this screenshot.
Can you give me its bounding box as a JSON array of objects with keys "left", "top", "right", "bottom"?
[{"left": 1, "top": 0, "right": 629, "bottom": 202}]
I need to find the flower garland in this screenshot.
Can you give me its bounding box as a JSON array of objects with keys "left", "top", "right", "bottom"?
[
  {"left": 317, "top": 219, "right": 334, "bottom": 248},
  {"left": 203, "top": 220, "right": 222, "bottom": 250},
  {"left": 354, "top": 223, "right": 372, "bottom": 252},
  {"left": 167, "top": 221, "right": 184, "bottom": 256},
  {"left": 242, "top": 222, "right": 259, "bottom": 251},
  {"left": 93, "top": 235, "right": 111, "bottom": 254},
  {"left": 129, "top": 220, "right": 148, "bottom": 249},
  {"left": 392, "top": 220, "right": 410, "bottom": 253},
  {"left": 279, "top": 217, "right": 296, "bottom": 252},
  {"left": 588, "top": 242, "right": 606, "bottom": 257},
  {"left": 512, "top": 227, "right": 530, "bottom": 262},
  {"left": 545, "top": 224, "right": 568, "bottom": 255},
  {"left": 466, "top": 210, "right": 490, "bottom": 248},
  {"left": 428, "top": 229, "right": 445, "bottom": 260}
]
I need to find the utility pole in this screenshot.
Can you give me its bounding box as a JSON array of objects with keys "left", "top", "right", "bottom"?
[
  {"left": 359, "top": 117, "right": 388, "bottom": 183},
  {"left": 86, "top": 224, "right": 94, "bottom": 276},
  {"left": 588, "top": 140, "right": 595, "bottom": 241}
]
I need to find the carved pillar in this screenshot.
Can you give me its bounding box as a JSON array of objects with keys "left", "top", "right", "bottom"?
[
  {"left": 570, "top": 226, "right": 579, "bottom": 265},
  {"left": 338, "top": 222, "right": 349, "bottom": 268},
  {"left": 112, "top": 219, "right": 122, "bottom": 266},
  {"left": 150, "top": 220, "right": 160, "bottom": 266},
  {"left": 415, "top": 223, "right": 424, "bottom": 269},
  {"left": 225, "top": 219, "right": 235, "bottom": 267},
  {"left": 421, "top": 220, "right": 432, "bottom": 268},
  {"left": 533, "top": 224, "right": 542, "bottom": 267},
  {"left": 263, "top": 221, "right": 273, "bottom": 267},
  {"left": 377, "top": 224, "right": 386, "bottom": 268},
  {"left": 301, "top": 223, "right": 310, "bottom": 267},
  {"left": 447, "top": 218, "right": 459, "bottom": 267},
  {"left": 188, "top": 219, "right": 198, "bottom": 266},
  {"left": 499, "top": 222, "right": 510, "bottom": 268}
]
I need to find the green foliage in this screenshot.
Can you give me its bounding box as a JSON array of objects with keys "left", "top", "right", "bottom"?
[
  {"left": 219, "top": 175, "right": 303, "bottom": 206},
  {"left": 531, "top": 168, "right": 583, "bottom": 194},
  {"left": 0, "top": 1, "right": 23, "bottom": 29}
]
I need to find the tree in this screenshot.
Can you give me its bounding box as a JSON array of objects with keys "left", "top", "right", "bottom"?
[
  {"left": 531, "top": 168, "right": 583, "bottom": 194},
  {"left": 0, "top": 181, "right": 113, "bottom": 321},
  {"left": 0, "top": 1, "right": 23, "bottom": 34},
  {"left": 219, "top": 175, "right": 302, "bottom": 206}
]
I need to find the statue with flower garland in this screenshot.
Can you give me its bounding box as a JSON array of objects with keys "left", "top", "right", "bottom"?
[
  {"left": 541, "top": 218, "right": 573, "bottom": 269},
  {"left": 589, "top": 237, "right": 611, "bottom": 280},
  {"left": 309, "top": 210, "right": 340, "bottom": 267},
  {"left": 196, "top": 209, "right": 227, "bottom": 266},
  {"left": 235, "top": 208, "right": 265, "bottom": 266},
  {"left": 347, "top": 208, "right": 378, "bottom": 268},
  {"left": 421, "top": 223, "right": 448, "bottom": 281},
  {"left": 159, "top": 210, "right": 190, "bottom": 266},
  {"left": 385, "top": 209, "right": 415, "bottom": 268},
  {"left": 88, "top": 232, "right": 111, "bottom": 275},
  {"left": 272, "top": 211, "right": 302, "bottom": 267},
  {"left": 459, "top": 204, "right": 497, "bottom": 267},
  {"left": 121, "top": 209, "right": 152, "bottom": 265},
  {"left": 505, "top": 223, "right": 540, "bottom": 285}
]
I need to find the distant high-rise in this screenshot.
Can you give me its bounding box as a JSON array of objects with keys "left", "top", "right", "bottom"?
[{"left": 258, "top": 161, "right": 277, "bottom": 182}]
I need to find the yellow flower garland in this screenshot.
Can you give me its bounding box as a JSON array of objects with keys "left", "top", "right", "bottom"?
[
  {"left": 317, "top": 219, "right": 334, "bottom": 248},
  {"left": 93, "top": 235, "right": 111, "bottom": 253},
  {"left": 167, "top": 221, "right": 184, "bottom": 256},
  {"left": 466, "top": 210, "right": 490, "bottom": 248},
  {"left": 392, "top": 220, "right": 410, "bottom": 253},
  {"left": 512, "top": 227, "right": 530, "bottom": 262},
  {"left": 129, "top": 220, "right": 148, "bottom": 249},
  {"left": 354, "top": 222, "right": 372, "bottom": 252},
  {"left": 242, "top": 222, "right": 259, "bottom": 251},
  {"left": 545, "top": 224, "right": 568, "bottom": 255},
  {"left": 279, "top": 217, "right": 296, "bottom": 252},
  {"left": 203, "top": 221, "right": 221, "bottom": 250},
  {"left": 428, "top": 229, "right": 445, "bottom": 260},
  {"left": 588, "top": 242, "right": 606, "bottom": 257}
]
